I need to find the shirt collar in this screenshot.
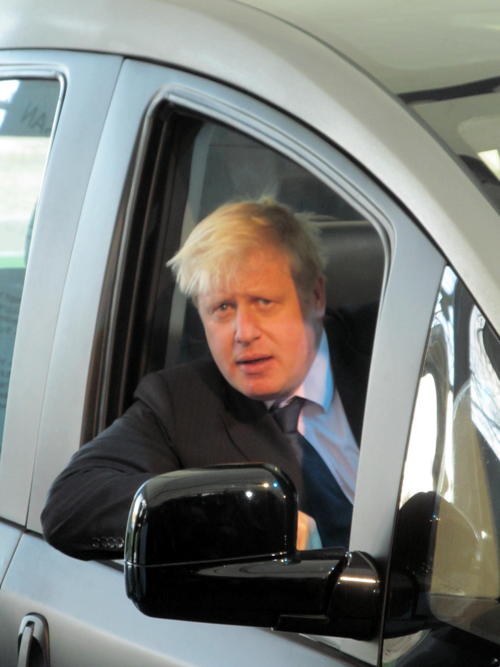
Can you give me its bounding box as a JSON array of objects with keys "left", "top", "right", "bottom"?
[
  {"left": 296, "top": 329, "right": 333, "bottom": 411},
  {"left": 266, "top": 329, "right": 333, "bottom": 411}
]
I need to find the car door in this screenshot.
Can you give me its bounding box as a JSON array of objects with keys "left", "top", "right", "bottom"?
[{"left": 0, "top": 57, "right": 447, "bottom": 666}]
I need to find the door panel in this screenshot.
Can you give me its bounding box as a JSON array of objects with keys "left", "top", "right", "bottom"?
[
  {"left": 0, "top": 535, "right": 351, "bottom": 667},
  {"left": 0, "top": 523, "right": 20, "bottom": 584}
]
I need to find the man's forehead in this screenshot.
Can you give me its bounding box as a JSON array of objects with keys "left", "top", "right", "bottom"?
[{"left": 200, "top": 247, "right": 294, "bottom": 295}]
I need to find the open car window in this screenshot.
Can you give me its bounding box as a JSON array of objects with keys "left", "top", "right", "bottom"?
[{"left": 92, "top": 109, "right": 386, "bottom": 439}]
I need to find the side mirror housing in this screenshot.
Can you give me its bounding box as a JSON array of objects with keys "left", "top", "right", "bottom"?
[{"left": 125, "top": 463, "right": 381, "bottom": 639}]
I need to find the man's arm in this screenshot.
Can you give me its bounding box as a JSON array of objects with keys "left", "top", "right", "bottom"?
[{"left": 41, "top": 397, "right": 180, "bottom": 560}]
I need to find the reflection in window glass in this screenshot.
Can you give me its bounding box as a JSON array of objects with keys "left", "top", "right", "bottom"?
[
  {"left": 469, "top": 307, "right": 500, "bottom": 459},
  {"left": 386, "top": 266, "right": 500, "bottom": 660},
  {"left": 0, "top": 78, "right": 60, "bottom": 449}
]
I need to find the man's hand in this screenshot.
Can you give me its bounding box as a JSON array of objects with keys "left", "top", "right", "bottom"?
[{"left": 296, "top": 510, "right": 322, "bottom": 550}]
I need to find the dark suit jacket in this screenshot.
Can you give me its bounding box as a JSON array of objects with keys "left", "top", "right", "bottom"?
[{"left": 41, "top": 307, "right": 375, "bottom": 560}]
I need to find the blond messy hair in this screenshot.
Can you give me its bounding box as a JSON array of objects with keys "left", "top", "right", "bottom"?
[{"left": 167, "top": 198, "right": 325, "bottom": 303}]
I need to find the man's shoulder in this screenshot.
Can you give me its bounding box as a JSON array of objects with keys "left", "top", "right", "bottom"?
[
  {"left": 326, "top": 302, "right": 378, "bottom": 356},
  {"left": 133, "top": 358, "right": 226, "bottom": 413}
]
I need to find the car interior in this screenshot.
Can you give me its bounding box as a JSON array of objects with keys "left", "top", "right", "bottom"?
[{"left": 163, "top": 122, "right": 386, "bottom": 367}]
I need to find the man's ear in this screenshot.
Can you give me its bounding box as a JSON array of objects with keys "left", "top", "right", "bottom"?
[{"left": 312, "top": 275, "right": 327, "bottom": 317}]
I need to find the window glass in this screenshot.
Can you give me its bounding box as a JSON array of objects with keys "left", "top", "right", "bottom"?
[
  {"left": 0, "top": 78, "right": 60, "bottom": 448},
  {"left": 383, "top": 266, "right": 500, "bottom": 663}
]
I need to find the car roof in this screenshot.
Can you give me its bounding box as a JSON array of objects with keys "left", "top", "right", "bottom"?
[
  {"left": 1, "top": 0, "right": 499, "bottom": 331},
  {"left": 4, "top": 0, "right": 500, "bottom": 95},
  {"left": 238, "top": 0, "right": 500, "bottom": 95}
]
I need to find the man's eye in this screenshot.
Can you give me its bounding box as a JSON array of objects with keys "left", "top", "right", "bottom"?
[
  {"left": 215, "top": 302, "right": 232, "bottom": 313},
  {"left": 257, "top": 298, "right": 273, "bottom": 307}
]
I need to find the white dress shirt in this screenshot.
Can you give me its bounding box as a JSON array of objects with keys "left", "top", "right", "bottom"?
[{"left": 269, "top": 330, "right": 359, "bottom": 503}]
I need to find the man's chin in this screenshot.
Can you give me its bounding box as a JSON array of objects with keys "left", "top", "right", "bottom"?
[
  {"left": 224, "top": 368, "right": 291, "bottom": 402},
  {"left": 236, "top": 383, "right": 289, "bottom": 403}
]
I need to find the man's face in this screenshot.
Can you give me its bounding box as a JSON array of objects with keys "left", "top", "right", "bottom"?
[{"left": 197, "top": 244, "right": 325, "bottom": 401}]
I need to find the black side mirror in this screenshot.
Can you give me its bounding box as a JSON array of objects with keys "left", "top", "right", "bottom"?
[{"left": 125, "top": 463, "right": 381, "bottom": 639}]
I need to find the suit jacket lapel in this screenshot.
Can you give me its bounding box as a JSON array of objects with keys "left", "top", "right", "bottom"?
[{"left": 219, "top": 383, "right": 306, "bottom": 499}]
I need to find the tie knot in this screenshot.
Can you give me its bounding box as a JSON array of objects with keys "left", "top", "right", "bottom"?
[{"left": 271, "top": 396, "right": 305, "bottom": 434}]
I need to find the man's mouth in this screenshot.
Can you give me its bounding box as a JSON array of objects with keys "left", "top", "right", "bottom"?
[{"left": 236, "top": 355, "right": 273, "bottom": 371}]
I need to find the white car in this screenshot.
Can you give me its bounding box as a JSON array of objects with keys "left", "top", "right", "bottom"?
[{"left": 0, "top": 1, "right": 498, "bottom": 665}]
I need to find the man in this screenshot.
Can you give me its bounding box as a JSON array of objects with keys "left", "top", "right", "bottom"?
[{"left": 41, "top": 199, "right": 374, "bottom": 560}]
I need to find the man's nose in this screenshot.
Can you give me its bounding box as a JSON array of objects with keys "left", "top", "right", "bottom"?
[{"left": 234, "top": 305, "right": 260, "bottom": 344}]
